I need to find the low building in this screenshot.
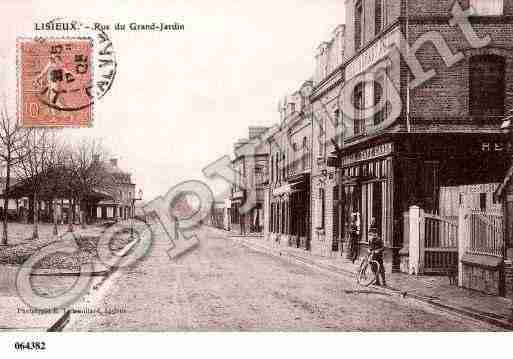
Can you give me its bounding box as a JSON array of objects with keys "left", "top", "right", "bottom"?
[{"left": 3, "top": 157, "right": 136, "bottom": 224}]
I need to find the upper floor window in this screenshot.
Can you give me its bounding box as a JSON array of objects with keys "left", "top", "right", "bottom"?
[
  {"left": 270, "top": 156, "right": 274, "bottom": 183},
  {"left": 470, "top": 0, "right": 503, "bottom": 16},
  {"left": 355, "top": 0, "right": 364, "bottom": 50},
  {"left": 275, "top": 152, "right": 280, "bottom": 182},
  {"left": 302, "top": 137, "right": 308, "bottom": 170},
  {"left": 334, "top": 109, "right": 340, "bottom": 127},
  {"left": 375, "top": 0, "right": 384, "bottom": 35},
  {"left": 470, "top": 54, "right": 505, "bottom": 117},
  {"left": 282, "top": 153, "right": 286, "bottom": 179},
  {"left": 353, "top": 82, "right": 366, "bottom": 135}
]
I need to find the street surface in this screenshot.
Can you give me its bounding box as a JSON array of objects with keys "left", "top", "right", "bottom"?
[{"left": 66, "top": 225, "right": 498, "bottom": 331}]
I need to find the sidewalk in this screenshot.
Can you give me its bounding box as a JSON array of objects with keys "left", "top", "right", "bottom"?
[
  {"left": 223, "top": 230, "right": 513, "bottom": 330},
  {"left": 0, "top": 221, "right": 138, "bottom": 331}
]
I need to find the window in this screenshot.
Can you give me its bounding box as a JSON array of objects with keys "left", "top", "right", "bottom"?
[
  {"left": 319, "top": 188, "right": 326, "bottom": 229},
  {"left": 373, "top": 74, "right": 385, "bottom": 125},
  {"left": 353, "top": 82, "right": 366, "bottom": 134},
  {"left": 470, "top": 55, "right": 505, "bottom": 117},
  {"left": 281, "top": 202, "right": 286, "bottom": 233},
  {"left": 375, "top": 0, "right": 383, "bottom": 35},
  {"left": 282, "top": 153, "right": 286, "bottom": 180},
  {"left": 470, "top": 0, "right": 503, "bottom": 16},
  {"left": 333, "top": 185, "right": 340, "bottom": 247},
  {"left": 275, "top": 152, "right": 279, "bottom": 182},
  {"left": 334, "top": 109, "right": 340, "bottom": 127},
  {"left": 355, "top": 0, "right": 364, "bottom": 49},
  {"left": 302, "top": 137, "right": 308, "bottom": 170}
]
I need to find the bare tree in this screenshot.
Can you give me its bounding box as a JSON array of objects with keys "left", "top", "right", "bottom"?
[
  {"left": 0, "top": 105, "right": 31, "bottom": 245},
  {"left": 69, "top": 138, "right": 114, "bottom": 229},
  {"left": 39, "top": 137, "right": 66, "bottom": 235},
  {"left": 14, "top": 129, "right": 57, "bottom": 240}
]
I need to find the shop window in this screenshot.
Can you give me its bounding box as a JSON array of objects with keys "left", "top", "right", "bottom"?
[
  {"left": 319, "top": 188, "right": 326, "bottom": 229},
  {"left": 470, "top": 0, "right": 503, "bottom": 16},
  {"left": 333, "top": 185, "right": 340, "bottom": 250},
  {"left": 470, "top": 55, "right": 505, "bottom": 117}
]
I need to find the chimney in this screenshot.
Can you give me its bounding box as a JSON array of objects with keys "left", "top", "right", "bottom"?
[{"left": 110, "top": 158, "right": 118, "bottom": 167}]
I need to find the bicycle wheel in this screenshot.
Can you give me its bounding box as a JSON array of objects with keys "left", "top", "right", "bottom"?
[{"left": 356, "top": 259, "right": 377, "bottom": 286}]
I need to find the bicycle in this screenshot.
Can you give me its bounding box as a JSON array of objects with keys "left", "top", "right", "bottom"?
[{"left": 356, "top": 251, "right": 382, "bottom": 286}]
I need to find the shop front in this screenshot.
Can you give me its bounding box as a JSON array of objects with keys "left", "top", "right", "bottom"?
[
  {"left": 339, "top": 142, "right": 394, "bottom": 267},
  {"left": 338, "top": 133, "right": 510, "bottom": 272},
  {"left": 270, "top": 173, "right": 311, "bottom": 250}
]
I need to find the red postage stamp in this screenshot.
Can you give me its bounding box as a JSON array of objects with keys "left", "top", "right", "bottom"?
[{"left": 18, "top": 38, "right": 93, "bottom": 127}]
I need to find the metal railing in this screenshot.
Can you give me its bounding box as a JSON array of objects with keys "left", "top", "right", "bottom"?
[{"left": 468, "top": 210, "right": 503, "bottom": 257}]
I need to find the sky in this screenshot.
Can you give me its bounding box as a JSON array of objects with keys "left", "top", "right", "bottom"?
[{"left": 0, "top": 0, "right": 346, "bottom": 202}]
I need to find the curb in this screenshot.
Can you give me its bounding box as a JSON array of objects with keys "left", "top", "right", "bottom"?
[
  {"left": 236, "top": 238, "right": 513, "bottom": 331},
  {"left": 30, "top": 268, "right": 110, "bottom": 276},
  {"left": 47, "top": 310, "right": 70, "bottom": 332},
  {"left": 45, "top": 232, "right": 144, "bottom": 332}
]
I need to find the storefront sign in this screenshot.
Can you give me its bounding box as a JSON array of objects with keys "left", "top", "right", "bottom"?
[
  {"left": 481, "top": 141, "right": 512, "bottom": 152},
  {"left": 345, "top": 26, "right": 400, "bottom": 80},
  {"left": 341, "top": 142, "right": 393, "bottom": 167}
]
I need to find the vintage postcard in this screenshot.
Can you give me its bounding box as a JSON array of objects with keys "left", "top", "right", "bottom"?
[{"left": 0, "top": 0, "right": 512, "bottom": 357}]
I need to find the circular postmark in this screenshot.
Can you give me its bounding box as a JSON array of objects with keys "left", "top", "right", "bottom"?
[{"left": 30, "top": 19, "right": 117, "bottom": 112}]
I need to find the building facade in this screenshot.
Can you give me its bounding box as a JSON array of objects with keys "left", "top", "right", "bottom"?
[
  {"left": 221, "top": 1, "right": 513, "bottom": 294},
  {"left": 330, "top": 0, "right": 512, "bottom": 272},
  {"left": 229, "top": 127, "right": 270, "bottom": 234},
  {"left": 265, "top": 82, "right": 313, "bottom": 249},
  {"left": 310, "top": 25, "right": 346, "bottom": 257},
  {"left": 91, "top": 158, "right": 136, "bottom": 221}
]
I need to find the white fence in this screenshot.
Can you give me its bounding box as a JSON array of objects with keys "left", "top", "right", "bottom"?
[{"left": 405, "top": 205, "right": 503, "bottom": 277}]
